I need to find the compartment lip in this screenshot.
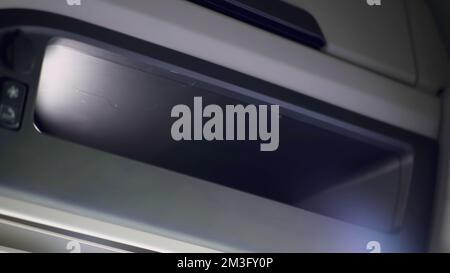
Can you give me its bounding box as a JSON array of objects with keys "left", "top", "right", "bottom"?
[{"left": 41, "top": 37, "right": 414, "bottom": 155}]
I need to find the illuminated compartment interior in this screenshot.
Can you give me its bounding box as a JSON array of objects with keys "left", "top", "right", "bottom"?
[{"left": 35, "top": 39, "right": 413, "bottom": 231}]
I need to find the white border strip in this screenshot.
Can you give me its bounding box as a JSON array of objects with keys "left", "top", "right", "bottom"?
[
  {"left": 0, "top": 196, "right": 218, "bottom": 253},
  {"left": 0, "top": 217, "right": 129, "bottom": 253}
]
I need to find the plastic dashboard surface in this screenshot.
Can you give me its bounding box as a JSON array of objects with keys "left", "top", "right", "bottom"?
[
  {"left": 0, "top": 0, "right": 441, "bottom": 140},
  {"left": 0, "top": 9, "right": 439, "bottom": 252}
]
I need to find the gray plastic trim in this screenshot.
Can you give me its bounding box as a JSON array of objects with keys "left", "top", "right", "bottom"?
[{"left": 0, "top": 0, "right": 441, "bottom": 139}]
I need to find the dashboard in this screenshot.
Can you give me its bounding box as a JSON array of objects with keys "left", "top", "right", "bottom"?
[{"left": 0, "top": 0, "right": 449, "bottom": 254}]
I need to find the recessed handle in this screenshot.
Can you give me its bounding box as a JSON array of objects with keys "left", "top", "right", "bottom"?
[{"left": 188, "top": 0, "right": 326, "bottom": 49}]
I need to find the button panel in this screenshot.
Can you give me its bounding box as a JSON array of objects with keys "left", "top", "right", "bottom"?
[{"left": 0, "top": 80, "right": 27, "bottom": 130}]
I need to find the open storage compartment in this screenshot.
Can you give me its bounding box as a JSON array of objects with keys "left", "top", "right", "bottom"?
[{"left": 34, "top": 39, "right": 413, "bottom": 232}]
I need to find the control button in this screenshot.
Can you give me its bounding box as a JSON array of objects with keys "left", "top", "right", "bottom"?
[
  {"left": 0, "top": 104, "right": 20, "bottom": 128},
  {"left": 1, "top": 81, "right": 26, "bottom": 106},
  {"left": 0, "top": 80, "right": 27, "bottom": 130}
]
